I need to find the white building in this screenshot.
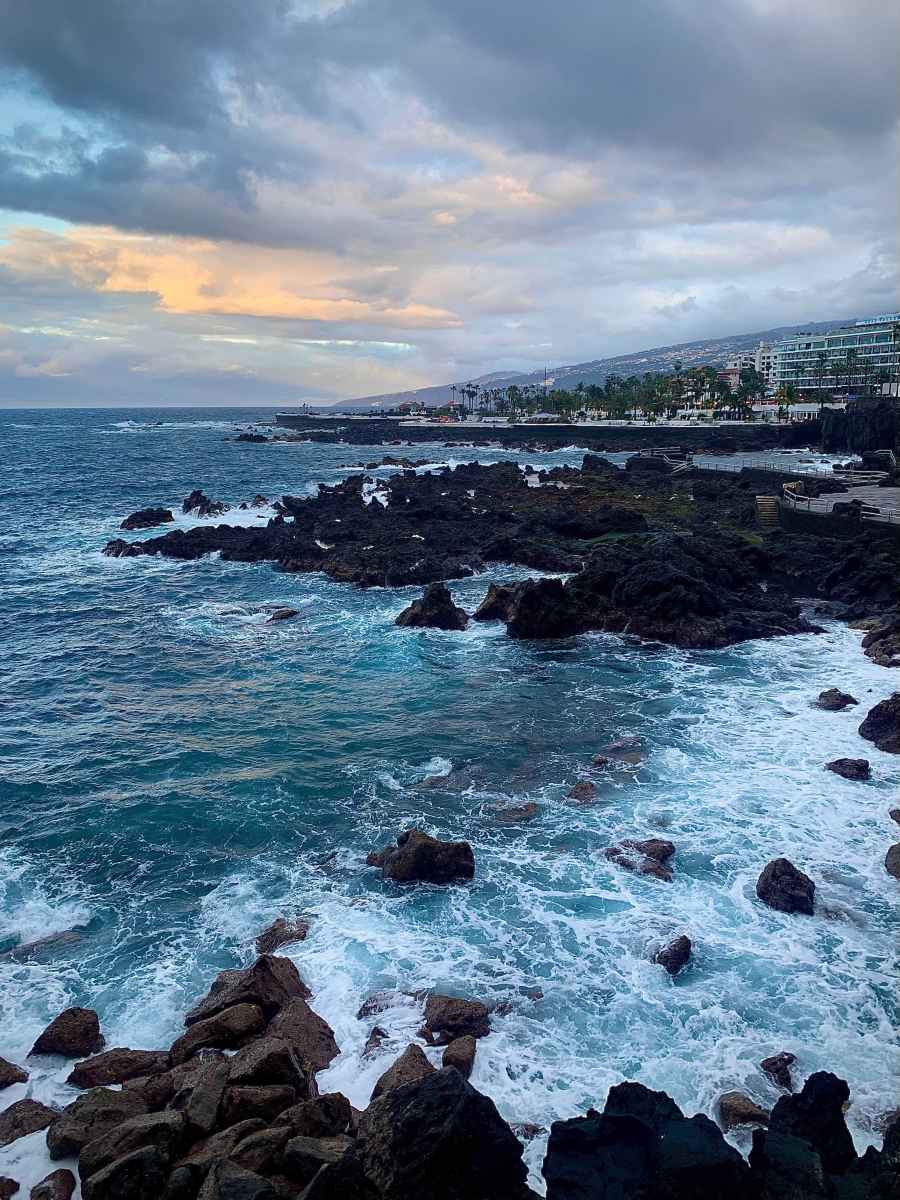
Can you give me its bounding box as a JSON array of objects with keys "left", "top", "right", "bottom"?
[
  {"left": 754, "top": 342, "right": 777, "bottom": 393},
  {"left": 773, "top": 314, "right": 900, "bottom": 394}
]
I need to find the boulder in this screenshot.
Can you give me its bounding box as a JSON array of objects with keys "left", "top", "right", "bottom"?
[
  {"left": 227, "top": 1035, "right": 318, "bottom": 1096},
  {"left": 170, "top": 1003, "right": 265, "bottom": 1064},
  {"left": 473, "top": 583, "right": 524, "bottom": 623},
  {"left": 78, "top": 1111, "right": 186, "bottom": 1182},
  {"left": 184, "top": 955, "right": 310, "bottom": 1027},
  {"left": 266, "top": 998, "right": 340, "bottom": 1072},
  {"left": 506, "top": 578, "right": 579, "bottom": 640},
  {"left": 760, "top": 1051, "right": 796, "bottom": 1092},
  {"left": 123, "top": 1056, "right": 209, "bottom": 1109},
  {"left": 197, "top": 1161, "right": 276, "bottom": 1200},
  {"left": 67, "top": 1048, "right": 170, "bottom": 1089},
  {"left": 371, "top": 1045, "right": 436, "bottom": 1100},
  {"left": 825, "top": 757, "right": 871, "bottom": 781},
  {"left": 815, "top": 688, "right": 858, "bottom": 711},
  {"left": 30, "top": 1008, "right": 104, "bottom": 1058},
  {"left": 768, "top": 1071, "right": 856, "bottom": 1175},
  {"left": 275, "top": 1094, "right": 352, "bottom": 1138},
  {"left": 228, "top": 1126, "right": 291, "bottom": 1176},
  {"left": 254, "top": 917, "right": 309, "bottom": 955},
  {"left": 395, "top": 583, "right": 469, "bottom": 631},
  {"left": 357, "top": 1068, "right": 533, "bottom": 1200},
  {"left": 119, "top": 508, "right": 174, "bottom": 531},
  {"left": 747, "top": 1127, "right": 831, "bottom": 1200},
  {"left": 265, "top": 608, "right": 299, "bottom": 623},
  {"left": 861, "top": 619, "right": 900, "bottom": 668},
  {"left": 0, "top": 1057, "right": 27, "bottom": 1089},
  {"left": 606, "top": 838, "right": 676, "bottom": 882},
  {"left": 0, "top": 1100, "right": 58, "bottom": 1148},
  {"left": 182, "top": 490, "right": 228, "bottom": 518},
  {"left": 220, "top": 1086, "right": 297, "bottom": 1128},
  {"left": 756, "top": 858, "right": 815, "bottom": 915},
  {"left": 367, "top": 829, "right": 475, "bottom": 885},
  {"left": 282, "top": 1135, "right": 354, "bottom": 1186},
  {"left": 0, "top": 1180, "right": 18, "bottom": 1199},
  {"left": 171, "top": 1120, "right": 267, "bottom": 1179},
  {"left": 46, "top": 1088, "right": 148, "bottom": 1159},
  {"left": 441, "top": 1036, "right": 476, "bottom": 1080},
  {"left": 291, "top": 1154, "right": 379, "bottom": 1199},
  {"left": 170, "top": 1056, "right": 232, "bottom": 1136},
  {"left": 717, "top": 1091, "right": 770, "bottom": 1131},
  {"left": 492, "top": 802, "right": 540, "bottom": 825},
  {"left": 421, "top": 994, "right": 491, "bottom": 1044},
  {"left": 890, "top": 808, "right": 900, "bottom": 825},
  {"left": 362, "top": 1026, "right": 387, "bottom": 1057},
  {"left": 885, "top": 843, "right": 900, "bottom": 880},
  {"left": 566, "top": 780, "right": 597, "bottom": 803},
  {"left": 859, "top": 693, "right": 900, "bottom": 753},
  {"left": 654, "top": 934, "right": 692, "bottom": 976},
  {"left": 29, "top": 1170, "right": 75, "bottom": 1200}
]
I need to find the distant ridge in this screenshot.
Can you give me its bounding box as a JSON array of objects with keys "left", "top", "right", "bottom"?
[{"left": 317, "top": 316, "right": 860, "bottom": 411}]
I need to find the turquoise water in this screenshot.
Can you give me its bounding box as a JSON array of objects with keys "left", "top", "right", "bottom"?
[{"left": 1, "top": 408, "right": 897, "bottom": 1190}]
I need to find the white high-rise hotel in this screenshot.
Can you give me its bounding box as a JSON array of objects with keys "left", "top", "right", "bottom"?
[{"left": 770, "top": 314, "right": 900, "bottom": 395}]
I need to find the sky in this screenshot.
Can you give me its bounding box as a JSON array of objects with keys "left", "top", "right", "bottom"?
[{"left": 0, "top": 0, "right": 898, "bottom": 408}]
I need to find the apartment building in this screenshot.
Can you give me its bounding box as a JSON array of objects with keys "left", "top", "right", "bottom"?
[{"left": 772, "top": 314, "right": 900, "bottom": 394}]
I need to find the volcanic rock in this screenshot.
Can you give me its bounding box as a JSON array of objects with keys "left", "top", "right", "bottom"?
[
  {"left": 30, "top": 1008, "right": 104, "bottom": 1058},
  {"left": 441, "top": 1036, "right": 476, "bottom": 1079},
  {"left": 859, "top": 693, "right": 900, "bottom": 753},
  {"left": 266, "top": 998, "right": 340, "bottom": 1072},
  {"left": 761, "top": 1051, "right": 796, "bottom": 1091},
  {"left": 506, "top": 578, "right": 579, "bottom": 640},
  {"left": 421, "top": 994, "right": 491, "bottom": 1044},
  {"left": 862, "top": 619, "right": 900, "bottom": 668},
  {"left": 120, "top": 508, "right": 174, "bottom": 531},
  {"left": 46, "top": 1088, "right": 148, "bottom": 1159},
  {"left": 492, "top": 801, "right": 540, "bottom": 824},
  {"left": 566, "top": 780, "right": 597, "bottom": 803},
  {"left": 395, "top": 583, "right": 469, "bottom": 630},
  {"left": 184, "top": 955, "right": 309, "bottom": 1026},
  {"left": 170, "top": 1056, "right": 231, "bottom": 1136},
  {"left": 275, "top": 1093, "right": 352, "bottom": 1138},
  {"left": 182, "top": 490, "right": 228, "bottom": 518},
  {"left": 30, "top": 1170, "right": 75, "bottom": 1200},
  {"left": 367, "top": 828, "right": 475, "bottom": 884},
  {"left": 255, "top": 918, "right": 309, "bottom": 957},
  {"left": 371, "top": 1045, "right": 435, "bottom": 1100},
  {"left": 0, "top": 1100, "right": 58, "bottom": 1148},
  {"left": 197, "top": 1161, "right": 276, "bottom": 1200},
  {"left": 67, "top": 1048, "right": 170, "bottom": 1088},
  {"left": 363, "top": 1027, "right": 387, "bottom": 1057},
  {"left": 606, "top": 838, "right": 676, "bottom": 882},
  {"left": 226, "top": 1035, "right": 317, "bottom": 1096},
  {"left": 172, "top": 1119, "right": 267, "bottom": 1180},
  {"left": 0, "top": 1057, "right": 27, "bottom": 1090},
  {"left": 220, "top": 1086, "right": 297, "bottom": 1128},
  {"left": 885, "top": 843, "right": 900, "bottom": 879},
  {"left": 768, "top": 1071, "right": 856, "bottom": 1175},
  {"left": 825, "top": 757, "right": 871, "bottom": 781},
  {"left": 654, "top": 934, "right": 692, "bottom": 976},
  {"left": 756, "top": 858, "right": 815, "bottom": 915},
  {"left": 0, "top": 1181, "right": 16, "bottom": 1200},
  {"left": 815, "top": 688, "right": 858, "bottom": 710},
  {"left": 891, "top": 808, "right": 900, "bottom": 824},
  {"left": 228, "top": 1125, "right": 291, "bottom": 1176},
  {"left": 170, "top": 1003, "right": 265, "bottom": 1064},
  {"left": 78, "top": 1111, "right": 186, "bottom": 1181},
  {"left": 718, "top": 1091, "right": 770, "bottom": 1131},
  {"left": 264, "top": 608, "right": 298, "bottom": 623},
  {"left": 473, "top": 583, "right": 524, "bottom": 622},
  {"left": 282, "top": 1135, "right": 354, "bottom": 1188}
]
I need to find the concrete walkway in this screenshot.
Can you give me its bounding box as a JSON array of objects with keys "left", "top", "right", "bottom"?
[{"left": 816, "top": 485, "right": 900, "bottom": 515}]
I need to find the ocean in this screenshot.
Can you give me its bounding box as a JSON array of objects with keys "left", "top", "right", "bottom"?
[{"left": 1, "top": 407, "right": 897, "bottom": 1192}]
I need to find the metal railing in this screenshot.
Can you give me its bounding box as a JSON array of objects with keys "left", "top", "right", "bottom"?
[{"left": 780, "top": 480, "right": 900, "bottom": 525}]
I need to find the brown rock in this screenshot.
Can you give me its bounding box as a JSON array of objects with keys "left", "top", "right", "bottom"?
[
  {"left": 886, "top": 843, "right": 900, "bottom": 880},
  {"left": 654, "top": 935, "right": 692, "bottom": 976},
  {"left": 170, "top": 1056, "right": 232, "bottom": 1136},
  {"left": 395, "top": 583, "right": 468, "bottom": 631},
  {"left": 756, "top": 858, "right": 815, "bottom": 915},
  {"left": 368, "top": 829, "right": 475, "bottom": 885},
  {"left": 170, "top": 1002, "right": 265, "bottom": 1065},
  {"left": 197, "top": 1160, "right": 276, "bottom": 1200},
  {"left": 566, "top": 780, "right": 597, "bottom": 803},
  {"left": 67, "top": 1048, "right": 170, "bottom": 1089},
  {"left": 511, "top": 1122, "right": 545, "bottom": 1141},
  {"left": 282, "top": 1135, "right": 354, "bottom": 1187},
  {"left": 275, "top": 1094, "right": 352, "bottom": 1138},
  {"left": 227, "top": 1035, "right": 318, "bottom": 1096},
  {"left": 371, "top": 1045, "right": 436, "bottom": 1100},
  {"left": 0, "top": 1057, "right": 27, "bottom": 1090},
  {"left": 228, "top": 1126, "right": 291, "bottom": 1175},
  {"left": 0, "top": 932, "right": 85, "bottom": 964},
  {"left": 29, "top": 1170, "right": 75, "bottom": 1200},
  {"left": 46, "top": 1088, "right": 148, "bottom": 1159},
  {"left": 421, "top": 994, "right": 491, "bottom": 1043},
  {"left": 254, "top": 917, "right": 309, "bottom": 955},
  {"left": 363, "top": 1026, "right": 387, "bottom": 1057},
  {"left": 173, "top": 1120, "right": 267, "bottom": 1174},
  {"left": 858, "top": 693, "right": 900, "bottom": 754},
  {"left": 815, "top": 688, "right": 858, "bottom": 711},
  {"left": 30, "top": 1008, "right": 104, "bottom": 1059},
  {"left": 355, "top": 991, "right": 407, "bottom": 1020},
  {"left": 122, "top": 1057, "right": 208, "bottom": 1109},
  {"left": 492, "top": 802, "right": 540, "bottom": 825},
  {"left": 760, "top": 1051, "right": 796, "bottom": 1091},
  {"left": 0, "top": 1178, "right": 18, "bottom": 1199},
  {"left": 591, "top": 755, "right": 612, "bottom": 768},
  {"left": 717, "top": 1091, "right": 771, "bottom": 1132},
  {"left": 890, "top": 808, "right": 900, "bottom": 824},
  {"left": 81, "top": 1147, "right": 168, "bottom": 1200},
  {"left": 220, "top": 1086, "right": 297, "bottom": 1129},
  {"left": 606, "top": 838, "right": 676, "bottom": 882},
  {"left": 825, "top": 758, "right": 871, "bottom": 781},
  {"left": 184, "top": 955, "right": 309, "bottom": 1027},
  {"left": 78, "top": 1110, "right": 186, "bottom": 1181},
  {"left": 0, "top": 1100, "right": 58, "bottom": 1148},
  {"left": 266, "top": 998, "right": 340, "bottom": 1071},
  {"left": 442, "top": 1036, "right": 476, "bottom": 1079}
]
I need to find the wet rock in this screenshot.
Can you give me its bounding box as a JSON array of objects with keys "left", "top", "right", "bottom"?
[
  {"left": 184, "top": 956, "right": 310, "bottom": 1027},
  {"left": 371, "top": 1045, "right": 436, "bottom": 1100},
  {"left": 0, "top": 1179, "right": 18, "bottom": 1199},
  {"left": 357, "top": 1067, "right": 533, "bottom": 1200},
  {"left": 220, "top": 1086, "right": 297, "bottom": 1128},
  {"left": 421, "top": 994, "right": 491, "bottom": 1044},
  {"left": 67, "top": 1048, "right": 170, "bottom": 1088},
  {"left": 367, "top": 828, "right": 475, "bottom": 885},
  {"left": 172, "top": 1120, "right": 267, "bottom": 1182},
  {"left": 170, "top": 1003, "right": 265, "bottom": 1065},
  {"left": 171, "top": 1056, "right": 232, "bottom": 1136},
  {"left": 362, "top": 1026, "right": 387, "bottom": 1057},
  {"left": 492, "top": 801, "right": 540, "bottom": 825},
  {"left": 227, "top": 1035, "right": 318, "bottom": 1096},
  {"left": 266, "top": 998, "right": 340, "bottom": 1072},
  {"left": 511, "top": 1123, "right": 546, "bottom": 1141},
  {"left": 182, "top": 490, "right": 229, "bottom": 518},
  {"left": 756, "top": 858, "right": 815, "bottom": 915},
  {"left": 78, "top": 1111, "right": 186, "bottom": 1182},
  {"left": 0, "top": 1057, "right": 27, "bottom": 1089},
  {"left": 506, "top": 578, "right": 579, "bottom": 640},
  {"left": 591, "top": 754, "right": 612, "bottom": 768},
  {"left": 30, "top": 1008, "right": 104, "bottom": 1058},
  {"left": 197, "top": 1161, "right": 276, "bottom": 1200},
  {"left": 123, "top": 1056, "right": 209, "bottom": 1109},
  {"left": 282, "top": 1135, "right": 354, "bottom": 1188},
  {"left": 566, "top": 780, "right": 597, "bottom": 803},
  {"left": 264, "top": 608, "right": 299, "bottom": 623},
  {"left": 275, "top": 1093, "right": 352, "bottom": 1138},
  {"left": 862, "top": 619, "right": 900, "bottom": 668},
  {"left": 761, "top": 1051, "right": 796, "bottom": 1092},
  {"left": 890, "top": 808, "right": 900, "bottom": 824},
  {"left": 718, "top": 1091, "right": 770, "bottom": 1132},
  {"left": 825, "top": 757, "right": 871, "bottom": 781},
  {"left": 228, "top": 1125, "right": 291, "bottom": 1175},
  {"left": 654, "top": 934, "right": 692, "bottom": 976},
  {"left": 0, "top": 930, "right": 86, "bottom": 964},
  {"left": 859, "top": 693, "right": 900, "bottom": 753},
  {"left": 0, "top": 1100, "right": 58, "bottom": 1148},
  {"left": 120, "top": 508, "right": 174, "bottom": 531},
  {"left": 47, "top": 1088, "right": 148, "bottom": 1159},
  {"left": 29, "top": 1170, "right": 75, "bottom": 1200},
  {"left": 473, "top": 583, "right": 524, "bottom": 623},
  {"left": 395, "top": 583, "right": 469, "bottom": 631},
  {"left": 815, "top": 688, "right": 858, "bottom": 711},
  {"left": 885, "top": 843, "right": 900, "bottom": 880},
  {"left": 235, "top": 433, "right": 269, "bottom": 443},
  {"left": 768, "top": 1071, "right": 856, "bottom": 1175},
  {"left": 441, "top": 1036, "right": 476, "bottom": 1079},
  {"left": 605, "top": 838, "right": 675, "bottom": 882},
  {"left": 747, "top": 1126, "right": 831, "bottom": 1200},
  {"left": 356, "top": 991, "right": 409, "bottom": 1020},
  {"left": 255, "top": 917, "right": 309, "bottom": 956}
]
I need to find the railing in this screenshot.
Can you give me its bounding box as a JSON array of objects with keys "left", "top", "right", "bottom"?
[{"left": 781, "top": 480, "right": 900, "bottom": 525}]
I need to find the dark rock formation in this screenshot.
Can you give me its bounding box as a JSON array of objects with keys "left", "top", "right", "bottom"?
[
  {"left": 815, "top": 688, "right": 858, "bottom": 710},
  {"left": 441, "top": 1036, "right": 476, "bottom": 1079},
  {"left": 395, "top": 583, "right": 469, "bottom": 630},
  {"left": 47, "top": 1088, "right": 148, "bottom": 1159},
  {"left": 767, "top": 1071, "right": 856, "bottom": 1175},
  {"left": 120, "top": 507, "right": 174, "bottom": 531},
  {"left": 654, "top": 935, "right": 692, "bottom": 976},
  {"left": 367, "top": 829, "right": 475, "bottom": 884},
  {"left": 506, "top": 579, "right": 579, "bottom": 640},
  {"left": 0, "top": 1178, "right": 18, "bottom": 1199},
  {"left": 219, "top": 1085, "right": 296, "bottom": 1128},
  {"left": 820, "top": 398, "right": 900, "bottom": 455},
  {"left": 266, "top": 998, "right": 340, "bottom": 1072},
  {"left": 264, "top": 607, "right": 298, "bottom": 623},
  {"left": 420, "top": 994, "right": 491, "bottom": 1044},
  {"left": 566, "top": 780, "right": 597, "bottom": 803},
  {"left": 756, "top": 858, "right": 815, "bottom": 914},
  {"left": 184, "top": 955, "right": 309, "bottom": 1026},
  {"left": 30, "top": 1169, "right": 75, "bottom": 1200},
  {"left": 825, "top": 757, "right": 871, "bottom": 781},
  {"left": 717, "top": 1091, "right": 770, "bottom": 1131},
  {"left": 67, "top": 1048, "right": 170, "bottom": 1089},
  {"left": 371, "top": 1045, "right": 436, "bottom": 1100},
  {"left": 862, "top": 619, "right": 900, "bottom": 668},
  {"left": 235, "top": 433, "right": 269, "bottom": 443},
  {"left": 275, "top": 1093, "right": 352, "bottom": 1138},
  {"left": 492, "top": 801, "right": 540, "bottom": 824},
  {"left": 170, "top": 1003, "right": 266, "bottom": 1065},
  {"left": 859, "top": 693, "right": 900, "bottom": 753},
  {"left": 473, "top": 583, "right": 523, "bottom": 622},
  {"left": 0, "top": 1057, "right": 27, "bottom": 1089},
  {"left": 78, "top": 1111, "right": 185, "bottom": 1182},
  {"left": 760, "top": 1051, "right": 796, "bottom": 1091},
  {"left": 30, "top": 1009, "right": 104, "bottom": 1059},
  {"left": 182, "top": 490, "right": 229, "bottom": 518},
  {"left": 254, "top": 917, "right": 309, "bottom": 955},
  {"left": 0, "top": 1099, "right": 58, "bottom": 1148},
  {"left": 363, "top": 1027, "right": 387, "bottom": 1058},
  {"left": 226, "top": 1035, "right": 318, "bottom": 1096},
  {"left": 606, "top": 838, "right": 676, "bottom": 882},
  {"left": 886, "top": 843, "right": 900, "bottom": 879}
]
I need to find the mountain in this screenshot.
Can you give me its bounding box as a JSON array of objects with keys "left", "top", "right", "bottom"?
[{"left": 312, "top": 317, "right": 861, "bottom": 412}]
